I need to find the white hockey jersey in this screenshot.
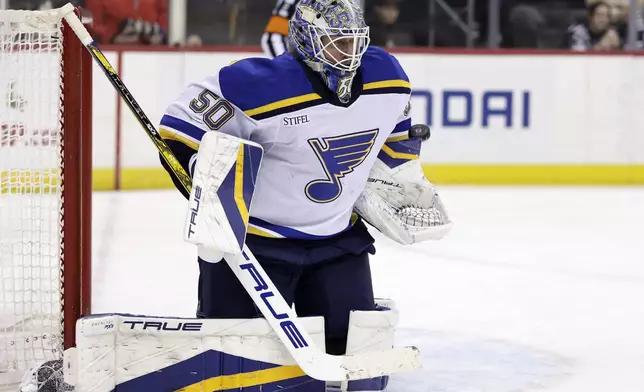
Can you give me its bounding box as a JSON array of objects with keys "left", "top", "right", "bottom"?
[{"left": 159, "top": 46, "right": 420, "bottom": 240}]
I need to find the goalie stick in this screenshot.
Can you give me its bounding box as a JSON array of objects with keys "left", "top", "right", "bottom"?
[{"left": 58, "top": 3, "right": 421, "bottom": 382}]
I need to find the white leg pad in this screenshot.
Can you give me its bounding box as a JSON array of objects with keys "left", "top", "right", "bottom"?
[
  {"left": 64, "top": 314, "right": 326, "bottom": 392},
  {"left": 328, "top": 299, "right": 401, "bottom": 392},
  {"left": 346, "top": 300, "right": 399, "bottom": 355}
]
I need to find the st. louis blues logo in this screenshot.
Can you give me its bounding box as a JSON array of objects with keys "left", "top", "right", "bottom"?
[{"left": 306, "top": 129, "right": 379, "bottom": 203}]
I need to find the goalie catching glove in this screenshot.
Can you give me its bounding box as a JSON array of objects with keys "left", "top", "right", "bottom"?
[{"left": 354, "top": 126, "right": 452, "bottom": 245}]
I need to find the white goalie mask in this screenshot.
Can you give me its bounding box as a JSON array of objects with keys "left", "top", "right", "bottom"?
[{"left": 289, "top": 0, "right": 370, "bottom": 102}]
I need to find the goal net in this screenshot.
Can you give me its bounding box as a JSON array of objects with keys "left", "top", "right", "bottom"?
[{"left": 0, "top": 7, "right": 91, "bottom": 388}]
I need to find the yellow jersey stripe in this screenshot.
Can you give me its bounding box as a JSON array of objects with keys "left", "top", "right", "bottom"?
[
  {"left": 234, "top": 147, "right": 249, "bottom": 226},
  {"left": 179, "top": 365, "right": 306, "bottom": 391},
  {"left": 247, "top": 225, "right": 281, "bottom": 238},
  {"left": 244, "top": 93, "right": 322, "bottom": 117},
  {"left": 380, "top": 144, "right": 419, "bottom": 161},
  {"left": 386, "top": 133, "right": 410, "bottom": 143},
  {"left": 159, "top": 128, "right": 199, "bottom": 151},
  {"left": 363, "top": 79, "right": 411, "bottom": 90}
]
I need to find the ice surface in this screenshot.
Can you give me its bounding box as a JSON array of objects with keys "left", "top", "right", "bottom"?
[{"left": 91, "top": 187, "right": 644, "bottom": 392}]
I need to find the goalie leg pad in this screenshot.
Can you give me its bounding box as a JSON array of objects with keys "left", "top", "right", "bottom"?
[
  {"left": 342, "top": 299, "right": 400, "bottom": 392},
  {"left": 65, "top": 314, "right": 326, "bottom": 392}
]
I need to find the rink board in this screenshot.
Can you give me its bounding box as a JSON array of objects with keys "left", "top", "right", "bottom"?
[
  {"left": 90, "top": 164, "right": 644, "bottom": 190},
  {"left": 4, "top": 48, "right": 644, "bottom": 187}
]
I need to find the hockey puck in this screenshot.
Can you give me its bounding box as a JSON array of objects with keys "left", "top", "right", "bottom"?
[{"left": 408, "top": 124, "right": 431, "bottom": 141}]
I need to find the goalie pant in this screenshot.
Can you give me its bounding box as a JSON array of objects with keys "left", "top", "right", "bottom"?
[{"left": 197, "top": 219, "right": 393, "bottom": 390}]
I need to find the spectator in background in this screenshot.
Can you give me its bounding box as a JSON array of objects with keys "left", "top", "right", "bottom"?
[
  {"left": 502, "top": 1, "right": 545, "bottom": 48},
  {"left": 366, "top": 0, "right": 411, "bottom": 47},
  {"left": 84, "top": 0, "right": 167, "bottom": 44},
  {"left": 608, "top": 0, "right": 644, "bottom": 48},
  {"left": 185, "top": 34, "right": 203, "bottom": 47},
  {"left": 564, "top": 1, "right": 621, "bottom": 50}
]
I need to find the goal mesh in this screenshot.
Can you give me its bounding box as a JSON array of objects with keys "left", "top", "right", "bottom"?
[{"left": 0, "top": 8, "right": 89, "bottom": 387}]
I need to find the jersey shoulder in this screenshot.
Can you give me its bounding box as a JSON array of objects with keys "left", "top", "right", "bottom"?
[
  {"left": 361, "top": 46, "right": 411, "bottom": 95},
  {"left": 218, "top": 53, "right": 321, "bottom": 121}
]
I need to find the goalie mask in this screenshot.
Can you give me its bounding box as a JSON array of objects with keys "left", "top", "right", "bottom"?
[{"left": 289, "top": 0, "right": 370, "bottom": 103}]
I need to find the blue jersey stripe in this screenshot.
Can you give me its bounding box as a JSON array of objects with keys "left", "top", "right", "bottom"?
[
  {"left": 248, "top": 217, "right": 354, "bottom": 240},
  {"left": 219, "top": 54, "right": 317, "bottom": 113},
  {"left": 391, "top": 118, "right": 411, "bottom": 135},
  {"left": 160, "top": 115, "right": 206, "bottom": 142},
  {"left": 360, "top": 46, "right": 409, "bottom": 86}
]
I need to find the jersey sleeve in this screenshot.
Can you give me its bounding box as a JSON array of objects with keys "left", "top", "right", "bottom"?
[
  {"left": 376, "top": 56, "right": 420, "bottom": 170},
  {"left": 158, "top": 71, "right": 258, "bottom": 198},
  {"left": 360, "top": 47, "right": 420, "bottom": 169},
  {"left": 377, "top": 102, "right": 421, "bottom": 169}
]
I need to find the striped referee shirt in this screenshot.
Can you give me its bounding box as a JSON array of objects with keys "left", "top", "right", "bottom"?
[{"left": 261, "top": 0, "right": 298, "bottom": 58}]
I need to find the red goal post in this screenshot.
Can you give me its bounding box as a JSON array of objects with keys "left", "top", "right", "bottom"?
[{"left": 0, "top": 5, "right": 91, "bottom": 387}]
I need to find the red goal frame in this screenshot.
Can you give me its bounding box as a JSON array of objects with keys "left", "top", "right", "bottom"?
[{"left": 61, "top": 12, "right": 92, "bottom": 350}]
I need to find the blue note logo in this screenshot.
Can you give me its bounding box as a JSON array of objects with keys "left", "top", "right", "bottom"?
[{"left": 306, "top": 129, "right": 379, "bottom": 203}]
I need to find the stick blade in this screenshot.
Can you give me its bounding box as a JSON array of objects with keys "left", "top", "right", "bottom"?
[{"left": 341, "top": 345, "right": 422, "bottom": 380}]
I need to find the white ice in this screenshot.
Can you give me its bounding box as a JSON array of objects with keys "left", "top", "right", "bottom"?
[{"left": 91, "top": 186, "right": 644, "bottom": 392}]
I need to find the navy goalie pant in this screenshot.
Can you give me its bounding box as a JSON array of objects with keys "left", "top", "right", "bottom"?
[{"left": 196, "top": 220, "right": 377, "bottom": 355}]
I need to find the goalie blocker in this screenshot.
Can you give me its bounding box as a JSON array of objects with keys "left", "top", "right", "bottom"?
[
  {"left": 63, "top": 300, "right": 400, "bottom": 392},
  {"left": 183, "top": 131, "right": 264, "bottom": 256}
]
